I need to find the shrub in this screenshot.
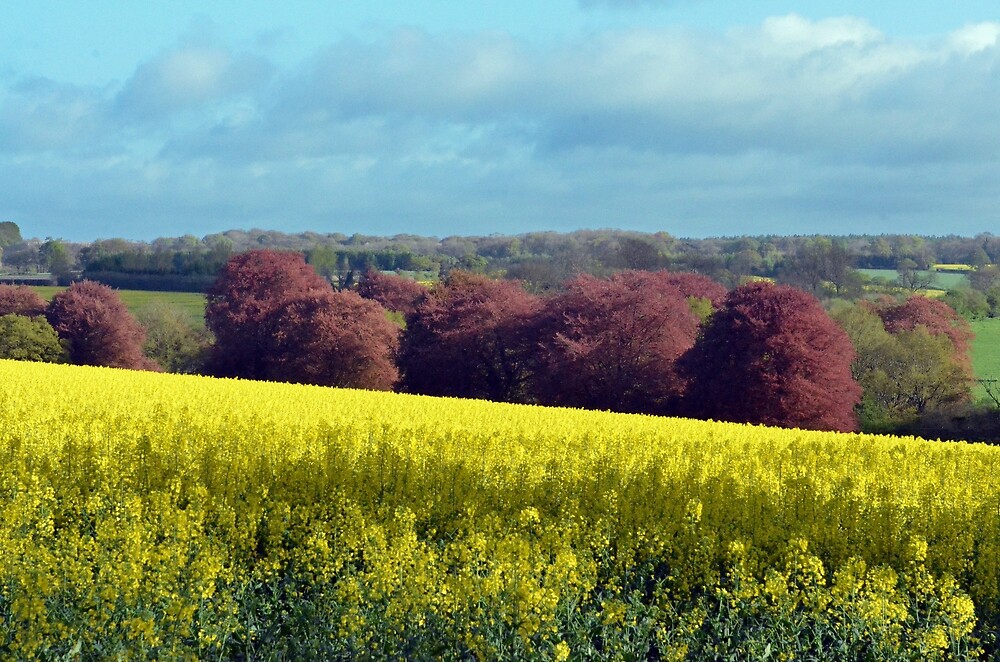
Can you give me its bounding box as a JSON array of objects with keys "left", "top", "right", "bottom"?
[{"left": 0, "top": 314, "right": 66, "bottom": 363}]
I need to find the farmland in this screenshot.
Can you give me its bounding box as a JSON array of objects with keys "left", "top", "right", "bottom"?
[
  {"left": 857, "top": 268, "right": 970, "bottom": 292},
  {"left": 972, "top": 318, "right": 1000, "bottom": 401},
  {"left": 0, "top": 360, "right": 996, "bottom": 659},
  {"left": 29, "top": 285, "right": 206, "bottom": 326}
]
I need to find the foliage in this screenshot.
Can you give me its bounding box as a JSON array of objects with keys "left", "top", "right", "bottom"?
[
  {"left": 263, "top": 290, "right": 399, "bottom": 390},
  {"left": 681, "top": 281, "right": 861, "bottom": 431},
  {"left": 532, "top": 271, "right": 701, "bottom": 415},
  {"left": 204, "top": 250, "right": 396, "bottom": 389},
  {"left": 80, "top": 241, "right": 233, "bottom": 281},
  {"left": 895, "top": 258, "right": 936, "bottom": 292},
  {"left": 356, "top": 269, "right": 428, "bottom": 317},
  {"left": 0, "top": 314, "right": 66, "bottom": 362},
  {"left": 0, "top": 361, "right": 997, "bottom": 659},
  {"left": 943, "top": 287, "right": 991, "bottom": 320},
  {"left": 40, "top": 239, "right": 74, "bottom": 284},
  {"left": 0, "top": 285, "right": 47, "bottom": 317},
  {"left": 45, "top": 281, "right": 157, "bottom": 370},
  {"left": 778, "top": 238, "right": 862, "bottom": 298},
  {"left": 204, "top": 250, "right": 329, "bottom": 379},
  {"left": 136, "top": 304, "right": 211, "bottom": 374},
  {"left": 655, "top": 271, "right": 728, "bottom": 307},
  {"left": 968, "top": 265, "right": 1000, "bottom": 294},
  {"left": 398, "top": 271, "right": 541, "bottom": 402},
  {"left": 874, "top": 296, "right": 974, "bottom": 371},
  {"left": 834, "top": 302, "right": 972, "bottom": 431},
  {"left": 0, "top": 222, "right": 21, "bottom": 248}
]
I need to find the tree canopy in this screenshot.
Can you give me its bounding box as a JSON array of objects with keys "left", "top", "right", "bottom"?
[
  {"left": 681, "top": 281, "right": 861, "bottom": 432},
  {"left": 264, "top": 290, "right": 399, "bottom": 390},
  {"left": 0, "top": 222, "right": 21, "bottom": 248},
  {"left": 205, "top": 249, "right": 398, "bottom": 389},
  {"left": 205, "top": 250, "right": 329, "bottom": 378},
  {"left": 46, "top": 281, "right": 157, "bottom": 370},
  {"left": 532, "top": 271, "right": 703, "bottom": 415},
  {"left": 357, "top": 269, "right": 428, "bottom": 317},
  {"left": 873, "top": 295, "right": 973, "bottom": 370},
  {"left": 398, "top": 271, "right": 541, "bottom": 402},
  {"left": 0, "top": 285, "right": 47, "bottom": 318},
  {"left": 832, "top": 302, "right": 971, "bottom": 431},
  {"left": 0, "top": 314, "right": 66, "bottom": 363}
]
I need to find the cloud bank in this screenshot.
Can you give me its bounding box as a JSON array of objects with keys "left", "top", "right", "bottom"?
[{"left": 1, "top": 15, "right": 998, "bottom": 240}]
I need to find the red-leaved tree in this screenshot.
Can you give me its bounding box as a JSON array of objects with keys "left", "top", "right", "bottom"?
[
  {"left": 531, "top": 271, "right": 701, "bottom": 414},
  {"left": 0, "top": 285, "right": 47, "bottom": 317},
  {"left": 205, "top": 250, "right": 330, "bottom": 378},
  {"left": 680, "top": 281, "right": 861, "bottom": 431},
  {"left": 398, "top": 271, "right": 541, "bottom": 402},
  {"left": 656, "top": 272, "right": 728, "bottom": 307},
  {"left": 875, "top": 296, "right": 973, "bottom": 370},
  {"left": 264, "top": 290, "right": 399, "bottom": 390},
  {"left": 357, "top": 269, "right": 428, "bottom": 317},
  {"left": 46, "top": 280, "right": 158, "bottom": 370}
]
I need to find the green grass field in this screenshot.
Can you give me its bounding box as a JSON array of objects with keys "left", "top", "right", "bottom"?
[
  {"left": 30, "top": 286, "right": 206, "bottom": 326},
  {"left": 971, "top": 317, "right": 1000, "bottom": 401},
  {"left": 858, "top": 268, "right": 969, "bottom": 290}
]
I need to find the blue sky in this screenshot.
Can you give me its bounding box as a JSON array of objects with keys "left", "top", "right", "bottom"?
[{"left": 1, "top": 2, "right": 998, "bottom": 242}]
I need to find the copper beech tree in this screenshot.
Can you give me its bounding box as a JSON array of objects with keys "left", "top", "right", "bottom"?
[
  {"left": 398, "top": 271, "right": 541, "bottom": 402},
  {"left": 655, "top": 272, "right": 728, "bottom": 307},
  {"left": 680, "top": 281, "right": 861, "bottom": 432},
  {"left": 45, "top": 280, "right": 158, "bottom": 370},
  {"left": 874, "top": 296, "right": 974, "bottom": 371},
  {"left": 264, "top": 290, "right": 399, "bottom": 390},
  {"left": 357, "top": 269, "right": 428, "bottom": 317},
  {"left": 205, "top": 249, "right": 398, "bottom": 389},
  {"left": 531, "top": 271, "right": 707, "bottom": 415},
  {"left": 0, "top": 285, "right": 47, "bottom": 318},
  {"left": 205, "top": 250, "right": 330, "bottom": 379}
]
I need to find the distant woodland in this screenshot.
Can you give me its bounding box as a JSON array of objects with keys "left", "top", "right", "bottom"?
[{"left": 3, "top": 223, "right": 1000, "bottom": 302}]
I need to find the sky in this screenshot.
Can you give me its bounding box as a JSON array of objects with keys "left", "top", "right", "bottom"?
[{"left": 1, "top": 2, "right": 998, "bottom": 242}]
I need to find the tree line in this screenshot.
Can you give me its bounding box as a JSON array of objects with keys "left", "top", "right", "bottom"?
[
  {"left": 5, "top": 221, "right": 1000, "bottom": 301},
  {"left": 1, "top": 249, "right": 984, "bottom": 440}
]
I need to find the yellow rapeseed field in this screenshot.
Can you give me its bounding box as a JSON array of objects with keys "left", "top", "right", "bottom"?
[{"left": 0, "top": 359, "right": 997, "bottom": 659}]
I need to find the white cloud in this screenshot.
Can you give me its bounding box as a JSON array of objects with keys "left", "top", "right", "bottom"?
[
  {"left": 2, "top": 15, "right": 1000, "bottom": 240},
  {"left": 757, "top": 14, "right": 883, "bottom": 56},
  {"left": 114, "top": 43, "right": 273, "bottom": 120},
  {"left": 947, "top": 22, "right": 1000, "bottom": 55}
]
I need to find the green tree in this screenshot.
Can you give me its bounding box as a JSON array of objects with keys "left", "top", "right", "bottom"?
[
  {"left": 135, "top": 304, "right": 210, "bottom": 374},
  {"left": 780, "top": 238, "right": 861, "bottom": 297},
  {"left": 611, "top": 237, "right": 664, "bottom": 271},
  {"left": 942, "top": 287, "right": 989, "bottom": 320},
  {"left": 970, "top": 246, "right": 991, "bottom": 269},
  {"left": 40, "top": 239, "right": 74, "bottom": 283},
  {"left": 0, "top": 222, "right": 21, "bottom": 248},
  {"left": 0, "top": 314, "right": 67, "bottom": 363},
  {"left": 832, "top": 303, "right": 970, "bottom": 432},
  {"left": 895, "top": 258, "right": 934, "bottom": 292},
  {"left": 969, "top": 265, "right": 1000, "bottom": 293}
]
